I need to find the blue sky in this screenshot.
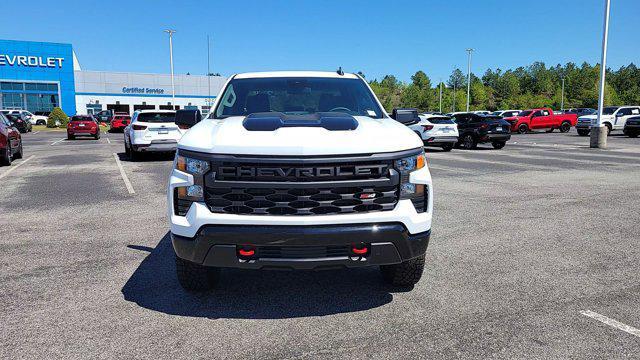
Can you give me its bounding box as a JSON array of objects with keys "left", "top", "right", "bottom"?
[{"left": 1, "top": 0, "right": 638, "bottom": 82}]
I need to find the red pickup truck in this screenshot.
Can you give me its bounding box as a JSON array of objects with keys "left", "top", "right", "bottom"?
[{"left": 504, "top": 108, "right": 577, "bottom": 134}]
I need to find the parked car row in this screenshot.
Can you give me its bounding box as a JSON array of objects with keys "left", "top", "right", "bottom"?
[
  {"left": 0, "top": 109, "right": 48, "bottom": 126},
  {"left": 409, "top": 112, "right": 511, "bottom": 150}
]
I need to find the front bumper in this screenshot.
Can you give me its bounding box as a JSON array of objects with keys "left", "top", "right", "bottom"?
[{"left": 172, "top": 223, "right": 430, "bottom": 270}]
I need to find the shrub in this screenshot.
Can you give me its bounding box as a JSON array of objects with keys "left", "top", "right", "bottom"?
[{"left": 47, "top": 107, "right": 69, "bottom": 128}]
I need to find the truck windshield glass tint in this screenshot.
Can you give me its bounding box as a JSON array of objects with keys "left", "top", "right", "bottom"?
[{"left": 214, "top": 77, "right": 384, "bottom": 119}]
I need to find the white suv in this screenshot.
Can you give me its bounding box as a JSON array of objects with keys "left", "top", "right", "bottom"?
[
  {"left": 409, "top": 114, "right": 459, "bottom": 151},
  {"left": 0, "top": 110, "right": 48, "bottom": 125},
  {"left": 168, "top": 71, "right": 433, "bottom": 290},
  {"left": 124, "top": 110, "right": 186, "bottom": 160}
]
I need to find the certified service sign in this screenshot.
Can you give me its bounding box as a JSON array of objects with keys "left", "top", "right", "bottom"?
[{"left": 0, "top": 54, "right": 65, "bottom": 68}]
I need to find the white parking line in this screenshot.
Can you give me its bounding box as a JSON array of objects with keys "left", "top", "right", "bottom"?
[
  {"left": 581, "top": 310, "right": 640, "bottom": 338},
  {"left": 32, "top": 131, "right": 40, "bottom": 134},
  {"left": 0, "top": 155, "right": 35, "bottom": 180},
  {"left": 50, "top": 138, "right": 66, "bottom": 146},
  {"left": 106, "top": 138, "right": 111, "bottom": 144},
  {"left": 113, "top": 153, "right": 135, "bottom": 194}
]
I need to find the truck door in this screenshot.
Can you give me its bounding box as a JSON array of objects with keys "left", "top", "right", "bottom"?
[
  {"left": 530, "top": 110, "right": 546, "bottom": 129},
  {"left": 615, "top": 107, "right": 640, "bottom": 129}
]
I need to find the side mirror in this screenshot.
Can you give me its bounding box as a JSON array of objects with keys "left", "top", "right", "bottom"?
[
  {"left": 391, "top": 108, "right": 420, "bottom": 125},
  {"left": 175, "top": 109, "right": 202, "bottom": 129}
]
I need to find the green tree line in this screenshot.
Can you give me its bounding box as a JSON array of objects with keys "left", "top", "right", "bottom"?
[{"left": 367, "top": 62, "right": 640, "bottom": 113}]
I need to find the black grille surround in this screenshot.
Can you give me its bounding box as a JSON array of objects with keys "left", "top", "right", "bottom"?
[{"left": 180, "top": 149, "right": 424, "bottom": 217}]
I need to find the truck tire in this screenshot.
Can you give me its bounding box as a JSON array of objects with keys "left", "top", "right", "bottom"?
[
  {"left": 517, "top": 124, "right": 529, "bottom": 134},
  {"left": 441, "top": 143, "right": 454, "bottom": 152},
  {"left": 628, "top": 131, "right": 638, "bottom": 138},
  {"left": 175, "top": 256, "right": 219, "bottom": 291},
  {"left": 491, "top": 141, "right": 506, "bottom": 149},
  {"left": 546, "top": 127, "right": 554, "bottom": 133},
  {"left": 605, "top": 123, "right": 612, "bottom": 136},
  {"left": 380, "top": 254, "right": 426, "bottom": 287},
  {"left": 577, "top": 129, "right": 590, "bottom": 136},
  {"left": 461, "top": 134, "right": 477, "bottom": 150},
  {"left": 559, "top": 121, "right": 571, "bottom": 133}
]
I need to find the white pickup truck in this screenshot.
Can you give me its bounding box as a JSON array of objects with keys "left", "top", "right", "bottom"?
[
  {"left": 576, "top": 106, "right": 640, "bottom": 136},
  {"left": 167, "top": 71, "right": 433, "bottom": 291}
]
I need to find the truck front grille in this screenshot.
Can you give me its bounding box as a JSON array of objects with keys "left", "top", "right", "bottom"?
[
  {"left": 205, "top": 185, "right": 398, "bottom": 215},
  {"left": 203, "top": 157, "right": 400, "bottom": 216}
]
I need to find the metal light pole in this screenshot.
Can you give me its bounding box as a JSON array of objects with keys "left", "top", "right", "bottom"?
[
  {"left": 207, "top": 34, "right": 211, "bottom": 103},
  {"left": 560, "top": 77, "right": 565, "bottom": 111},
  {"left": 466, "top": 48, "right": 474, "bottom": 112},
  {"left": 164, "top": 29, "right": 177, "bottom": 109},
  {"left": 439, "top": 81, "right": 443, "bottom": 113},
  {"left": 591, "top": 0, "right": 611, "bottom": 149}
]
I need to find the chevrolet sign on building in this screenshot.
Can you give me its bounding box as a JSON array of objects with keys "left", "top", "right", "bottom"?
[{"left": 0, "top": 39, "right": 226, "bottom": 116}]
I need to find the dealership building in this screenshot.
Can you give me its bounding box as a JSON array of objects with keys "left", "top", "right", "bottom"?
[{"left": 0, "top": 39, "right": 226, "bottom": 116}]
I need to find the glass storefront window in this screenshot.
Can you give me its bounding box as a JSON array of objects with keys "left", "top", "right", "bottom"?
[{"left": 1, "top": 82, "right": 59, "bottom": 112}]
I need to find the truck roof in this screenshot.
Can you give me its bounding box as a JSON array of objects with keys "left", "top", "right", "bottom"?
[{"left": 233, "top": 71, "right": 360, "bottom": 80}]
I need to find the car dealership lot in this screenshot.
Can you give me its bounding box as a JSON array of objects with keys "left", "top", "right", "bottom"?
[{"left": 1, "top": 130, "right": 639, "bottom": 359}]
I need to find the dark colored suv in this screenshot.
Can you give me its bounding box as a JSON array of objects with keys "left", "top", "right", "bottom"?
[
  {"left": 5, "top": 114, "right": 32, "bottom": 133},
  {"left": 450, "top": 113, "right": 512, "bottom": 149}
]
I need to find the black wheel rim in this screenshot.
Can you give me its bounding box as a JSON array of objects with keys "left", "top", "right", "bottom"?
[{"left": 464, "top": 136, "right": 472, "bottom": 148}]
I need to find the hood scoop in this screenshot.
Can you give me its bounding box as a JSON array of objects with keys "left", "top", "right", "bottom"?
[{"left": 243, "top": 112, "right": 359, "bottom": 131}]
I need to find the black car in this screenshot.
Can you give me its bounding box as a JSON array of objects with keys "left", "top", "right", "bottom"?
[
  {"left": 450, "top": 113, "right": 512, "bottom": 149},
  {"left": 5, "top": 114, "right": 32, "bottom": 133},
  {"left": 564, "top": 108, "right": 596, "bottom": 117},
  {"left": 623, "top": 116, "right": 640, "bottom": 138}
]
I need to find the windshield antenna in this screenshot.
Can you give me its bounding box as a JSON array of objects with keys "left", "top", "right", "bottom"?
[{"left": 337, "top": 67, "right": 344, "bottom": 76}]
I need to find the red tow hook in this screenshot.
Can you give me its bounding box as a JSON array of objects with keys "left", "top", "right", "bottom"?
[
  {"left": 237, "top": 246, "right": 256, "bottom": 259},
  {"left": 351, "top": 244, "right": 369, "bottom": 256}
]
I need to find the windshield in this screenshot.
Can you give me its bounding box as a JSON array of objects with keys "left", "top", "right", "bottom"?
[
  {"left": 518, "top": 110, "right": 532, "bottom": 117},
  {"left": 137, "top": 112, "right": 176, "bottom": 123},
  {"left": 428, "top": 117, "right": 454, "bottom": 124},
  {"left": 602, "top": 107, "right": 618, "bottom": 115},
  {"left": 71, "top": 116, "right": 94, "bottom": 122},
  {"left": 213, "top": 77, "right": 384, "bottom": 119}
]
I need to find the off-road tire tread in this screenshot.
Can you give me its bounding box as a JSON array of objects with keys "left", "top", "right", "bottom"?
[
  {"left": 175, "top": 256, "right": 218, "bottom": 291},
  {"left": 381, "top": 254, "right": 426, "bottom": 287}
]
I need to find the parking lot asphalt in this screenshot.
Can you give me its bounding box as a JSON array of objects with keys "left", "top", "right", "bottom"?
[{"left": 1, "top": 129, "right": 639, "bottom": 359}]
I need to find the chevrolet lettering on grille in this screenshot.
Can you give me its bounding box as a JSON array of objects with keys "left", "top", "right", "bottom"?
[{"left": 218, "top": 165, "right": 388, "bottom": 179}]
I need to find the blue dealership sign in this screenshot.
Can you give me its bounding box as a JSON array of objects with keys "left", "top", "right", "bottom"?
[{"left": 0, "top": 39, "right": 76, "bottom": 115}]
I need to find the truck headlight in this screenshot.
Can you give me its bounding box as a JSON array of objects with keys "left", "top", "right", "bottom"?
[
  {"left": 394, "top": 151, "right": 427, "bottom": 212},
  {"left": 174, "top": 154, "right": 210, "bottom": 215}
]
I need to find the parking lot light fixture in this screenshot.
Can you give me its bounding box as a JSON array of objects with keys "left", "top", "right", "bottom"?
[
  {"left": 164, "top": 29, "right": 177, "bottom": 110},
  {"left": 591, "top": 0, "right": 610, "bottom": 149},
  {"left": 466, "top": 48, "right": 474, "bottom": 112}
]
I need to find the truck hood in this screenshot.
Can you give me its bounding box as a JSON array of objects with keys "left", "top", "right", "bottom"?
[
  {"left": 177, "top": 115, "right": 423, "bottom": 156},
  {"left": 579, "top": 114, "right": 612, "bottom": 120}
]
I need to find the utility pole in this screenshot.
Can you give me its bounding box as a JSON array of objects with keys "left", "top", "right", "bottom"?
[
  {"left": 439, "top": 80, "right": 443, "bottom": 113},
  {"left": 560, "top": 77, "right": 565, "bottom": 111},
  {"left": 591, "top": 0, "right": 610, "bottom": 149},
  {"left": 466, "top": 48, "right": 474, "bottom": 112},
  {"left": 164, "top": 29, "right": 177, "bottom": 109}
]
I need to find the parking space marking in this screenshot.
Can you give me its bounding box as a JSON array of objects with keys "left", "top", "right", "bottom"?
[
  {"left": 113, "top": 153, "right": 135, "bottom": 194},
  {"left": 32, "top": 131, "right": 40, "bottom": 134},
  {"left": 0, "top": 155, "right": 35, "bottom": 180},
  {"left": 50, "top": 138, "right": 66, "bottom": 146},
  {"left": 428, "top": 165, "right": 475, "bottom": 174},
  {"left": 581, "top": 310, "right": 640, "bottom": 338},
  {"left": 106, "top": 138, "right": 111, "bottom": 144}
]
